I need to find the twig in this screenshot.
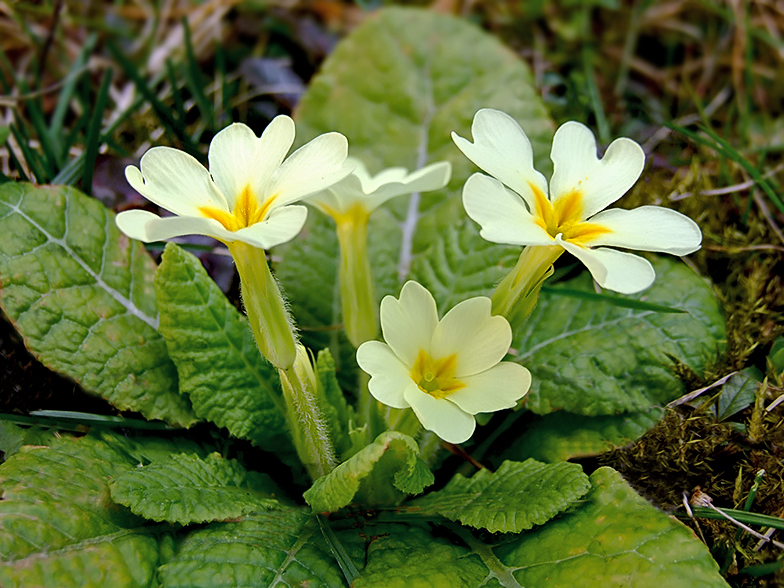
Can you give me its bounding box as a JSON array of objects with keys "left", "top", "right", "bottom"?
[{"left": 667, "top": 372, "right": 737, "bottom": 407}]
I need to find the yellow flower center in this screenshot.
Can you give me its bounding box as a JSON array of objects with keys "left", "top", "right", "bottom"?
[
  {"left": 199, "top": 185, "right": 277, "bottom": 232},
  {"left": 530, "top": 182, "right": 610, "bottom": 246},
  {"left": 410, "top": 349, "right": 465, "bottom": 399}
]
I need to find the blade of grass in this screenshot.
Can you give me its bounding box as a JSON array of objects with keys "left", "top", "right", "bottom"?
[
  {"left": 682, "top": 506, "right": 784, "bottom": 531},
  {"left": 4, "top": 137, "right": 30, "bottom": 182},
  {"left": 49, "top": 32, "right": 97, "bottom": 152},
  {"left": 540, "top": 286, "right": 687, "bottom": 313},
  {"left": 182, "top": 17, "right": 214, "bottom": 131},
  {"left": 81, "top": 68, "right": 114, "bottom": 196},
  {"left": 667, "top": 122, "right": 784, "bottom": 217},
  {"left": 106, "top": 40, "right": 201, "bottom": 158},
  {"left": 316, "top": 514, "right": 360, "bottom": 584},
  {"left": 0, "top": 411, "right": 179, "bottom": 430},
  {"left": 15, "top": 77, "right": 59, "bottom": 178},
  {"left": 9, "top": 123, "right": 47, "bottom": 183},
  {"left": 165, "top": 59, "right": 187, "bottom": 125}
]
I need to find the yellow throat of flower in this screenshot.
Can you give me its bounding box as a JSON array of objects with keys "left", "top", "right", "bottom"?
[
  {"left": 410, "top": 349, "right": 465, "bottom": 400},
  {"left": 530, "top": 182, "right": 610, "bottom": 246},
  {"left": 200, "top": 185, "right": 277, "bottom": 232}
]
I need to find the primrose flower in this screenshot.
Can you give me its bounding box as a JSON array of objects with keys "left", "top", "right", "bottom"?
[
  {"left": 116, "top": 116, "right": 350, "bottom": 249},
  {"left": 356, "top": 281, "right": 531, "bottom": 444},
  {"left": 307, "top": 158, "right": 451, "bottom": 348},
  {"left": 308, "top": 157, "right": 451, "bottom": 220},
  {"left": 116, "top": 116, "right": 350, "bottom": 370},
  {"left": 452, "top": 109, "right": 702, "bottom": 295}
]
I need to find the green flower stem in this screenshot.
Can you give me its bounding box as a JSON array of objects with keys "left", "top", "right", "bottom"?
[
  {"left": 389, "top": 407, "right": 422, "bottom": 439},
  {"left": 358, "top": 370, "right": 384, "bottom": 441},
  {"left": 279, "top": 346, "right": 337, "bottom": 480},
  {"left": 335, "top": 206, "right": 378, "bottom": 348},
  {"left": 491, "top": 244, "right": 562, "bottom": 327},
  {"left": 228, "top": 241, "right": 296, "bottom": 370}
]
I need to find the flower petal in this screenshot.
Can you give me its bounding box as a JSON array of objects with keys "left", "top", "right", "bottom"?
[
  {"left": 233, "top": 205, "right": 308, "bottom": 249},
  {"left": 451, "top": 108, "right": 547, "bottom": 210},
  {"left": 356, "top": 341, "right": 412, "bottom": 409},
  {"left": 549, "top": 122, "right": 645, "bottom": 219},
  {"left": 127, "top": 148, "right": 227, "bottom": 216},
  {"left": 363, "top": 161, "right": 452, "bottom": 212},
  {"left": 557, "top": 235, "right": 656, "bottom": 294},
  {"left": 462, "top": 173, "right": 553, "bottom": 246},
  {"left": 116, "top": 209, "right": 236, "bottom": 243},
  {"left": 447, "top": 362, "right": 531, "bottom": 415},
  {"left": 431, "top": 296, "right": 512, "bottom": 377},
  {"left": 404, "top": 385, "right": 476, "bottom": 444},
  {"left": 379, "top": 281, "right": 438, "bottom": 367},
  {"left": 268, "top": 132, "right": 350, "bottom": 208},
  {"left": 208, "top": 123, "right": 258, "bottom": 206},
  {"left": 587, "top": 205, "right": 702, "bottom": 255},
  {"left": 306, "top": 175, "right": 366, "bottom": 217}
]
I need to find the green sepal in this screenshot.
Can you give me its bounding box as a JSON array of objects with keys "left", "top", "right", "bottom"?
[
  {"left": 0, "top": 182, "right": 197, "bottom": 426},
  {"left": 109, "top": 452, "right": 279, "bottom": 525},
  {"left": 154, "top": 242, "right": 287, "bottom": 447},
  {"left": 408, "top": 459, "right": 591, "bottom": 533},
  {"left": 304, "top": 432, "right": 434, "bottom": 512}
]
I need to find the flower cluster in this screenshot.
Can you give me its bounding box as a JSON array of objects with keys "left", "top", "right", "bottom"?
[{"left": 117, "top": 108, "right": 703, "bottom": 454}]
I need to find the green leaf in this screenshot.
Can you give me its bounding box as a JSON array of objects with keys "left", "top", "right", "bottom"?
[
  {"left": 502, "top": 408, "right": 665, "bottom": 463},
  {"left": 0, "top": 432, "right": 164, "bottom": 587},
  {"left": 493, "top": 467, "right": 729, "bottom": 587},
  {"left": 717, "top": 367, "right": 762, "bottom": 421},
  {"left": 409, "top": 459, "right": 591, "bottom": 533},
  {"left": 768, "top": 336, "right": 784, "bottom": 373},
  {"left": 283, "top": 6, "right": 554, "bottom": 348},
  {"left": 410, "top": 218, "right": 519, "bottom": 313},
  {"left": 515, "top": 257, "right": 726, "bottom": 416},
  {"left": 353, "top": 524, "right": 488, "bottom": 588},
  {"left": 157, "top": 510, "right": 352, "bottom": 588},
  {"left": 304, "top": 432, "right": 434, "bottom": 512},
  {"left": 0, "top": 182, "right": 197, "bottom": 427},
  {"left": 110, "top": 452, "right": 279, "bottom": 525},
  {"left": 154, "top": 243, "right": 286, "bottom": 446}
]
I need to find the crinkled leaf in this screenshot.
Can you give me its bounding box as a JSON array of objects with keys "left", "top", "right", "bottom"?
[
  {"left": 502, "top": 408, "right": 665, "bottom": 463},
  {"left": 409, "top": 459, "right": 591, "bottom": 533},
  {"left": 0, "top": 431, "right": 165, "bottom": 587},
  {"left": 110, "top": 452, "right": 279, "bottom": 525},
  {"left": 717, "top": 367, "right": 762, "bottom": 421},
  {"left": 157, "top": 509, "right": 354, "bottom": 588},
  {"left": 0, "top": 182, "right": 196, "bottom": 426},
  {"left": 353, "top": 524, "right": 487, "bottom": 588},
  {"left": 492, "top": 467, "right": 729, "bottom": 587},
  {"left": 515, "top": 257, "right": 726, "bottom": 416},
  {"left": 304, "top": 432, "right": 434, "bottom": 512},
  {"left": 283, "top": 6, "right": 554, "bottom": 351},
  {"left": 410, "top": 218, "right": 519, "bottom": 313},
  {"left": 155, "top": 242, "right": 286, "bottom": 446}
]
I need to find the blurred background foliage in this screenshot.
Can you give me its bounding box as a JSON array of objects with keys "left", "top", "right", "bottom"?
[{"left": 1, "top": 0, "right": 784, "bottom": 584}]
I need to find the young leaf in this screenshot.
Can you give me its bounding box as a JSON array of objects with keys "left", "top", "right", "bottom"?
[
  {"left": 304, "top": 432, "right": 434, "bottom": 512},
  {"left": 502, "top": 408, "right": 665, "bottom": 463},
  {"left": 408, "top": 459, "right": 591, "bottom": 533},
  {"left": 110, "top": 452, "right": 279, "bottom": 525},
  {"left": 492, "top": 467, "right": 729, "bottom": 587},
  {"left": 316, "top": 348, "right": 356, "bottom": 459},
  {"left": 157, "top": 509, "right": 351, "bottom": 588},
  {"left": 717, "top": 367, "right": 762, "bottom": 421},
  {"left": 0, "top": 432, "right": 164, "bottom": 587},
  {"left": 154, "top": 243, "right": 286, "bottom": 446},
  {"left": 515, "top": 257, "right": 726, "bottom": 416},
  {"left": 0, "top": 183, "right": 197, "bottom": 427}
]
